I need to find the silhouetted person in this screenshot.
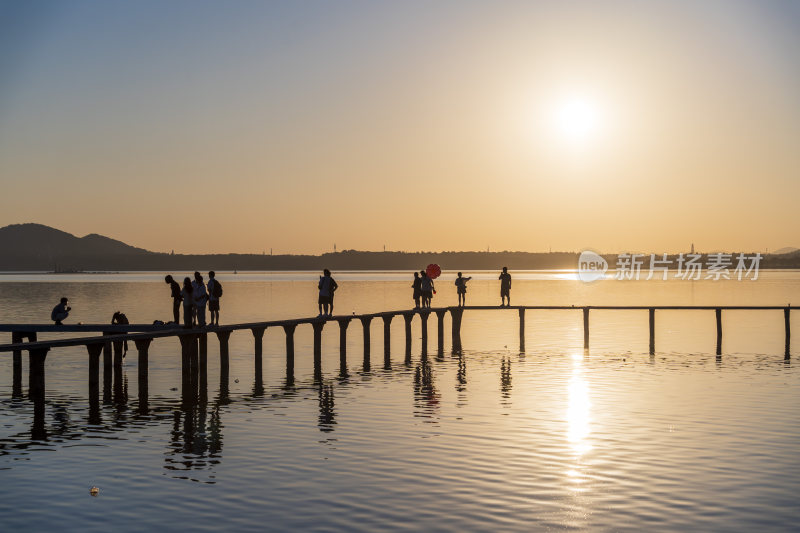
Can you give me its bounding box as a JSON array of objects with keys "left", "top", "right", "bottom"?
[
  {"left": 420, "top": 271, "right": 434, "bottom": 308},
  {"left": 111, "top": 311, "right": 130, "bottom": 354},
  {"left": 207, "top": 271, "right": 222, "bottom": 326},
  {"left": 165, "top": 275, "right": 182, "bottom": 323},
  {"left": 51, "top": 297, "right": 71, "bottom": 325},
  {"left": 412, "top": 272, "right": 422, "bottom": 309},
  {"left": 180, "top": 277, "right": 194, "bottom": 328},
  {"left": 318, "top": 269, "right": 338, "bottom": 317},
  {"left": 192, "top": 271, "right": 208, "bottom": 327},
  {"left": 455, "top": 272, "right": 472, "bottom": 307},
  {"left": 499, "top": 267, "right": 512, "bottom": 306}
]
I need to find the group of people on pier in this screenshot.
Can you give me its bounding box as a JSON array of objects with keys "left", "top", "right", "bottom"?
[
  {"left": 49, "top": 267, "right": 514, "bottom": 328},
  {"left": 165, "top": 271, "right": 223, "bottom": 328},
  {"left": 412, "top": 267, "right": 512, "bottom": 309}
]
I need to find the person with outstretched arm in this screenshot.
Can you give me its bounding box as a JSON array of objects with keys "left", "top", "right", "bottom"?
[{"left": 455, "top": 272, "right": 473, "bottom": 307}]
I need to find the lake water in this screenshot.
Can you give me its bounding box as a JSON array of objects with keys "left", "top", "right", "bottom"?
[{"left": 1, "top": 271, "right": 798, "bottom": 531}]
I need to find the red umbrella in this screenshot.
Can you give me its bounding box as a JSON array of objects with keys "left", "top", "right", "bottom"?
[{"left": 426, "top": 264, "right": 441, "bottom": 279}]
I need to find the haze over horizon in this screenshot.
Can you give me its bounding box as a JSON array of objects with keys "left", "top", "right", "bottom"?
[{"left": 1, "top": 1, "right": 798, "bottom": 255}]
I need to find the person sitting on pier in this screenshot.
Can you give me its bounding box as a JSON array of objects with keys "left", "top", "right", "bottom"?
[
  {"left": 165, "top": 275, "right": 182, "bottom": 323},
  {"left": 180, "top": 277, "right": 194, "bottom": 328},
  {"left": 111, "top": 311, "right": 130, "bottom": 355},
  {"left": 420, "top": 270, "right": 434, "bottom": 308},
  {"left": 455, "top": 272, "right": 473, "bottom": 307},
  {"left": 318, "top": 269, "right": 338, "bottom": 317},
  {"left": 499, "top": 267, "right": 512, "bottom": 307},
  {"left": 192, "top": 271, "right": 208, "bottom": 327},
  {"left": 50, "top": 297, "right": 71, "bottom": 325},
  {"left": 412, "top": 271, "right": 422, "bottom": 309},
  {"left": 207, "top": 271, "right": 222, "bottom": 326}
]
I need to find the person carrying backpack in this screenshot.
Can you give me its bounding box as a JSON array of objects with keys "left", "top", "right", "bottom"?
[{"left": 207, "top": 270, "right": 223, "bottom": 326}]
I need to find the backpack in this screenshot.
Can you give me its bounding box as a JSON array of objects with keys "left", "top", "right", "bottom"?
[{"left": 211, "top": 279, "right": 223, "bottom": 298}]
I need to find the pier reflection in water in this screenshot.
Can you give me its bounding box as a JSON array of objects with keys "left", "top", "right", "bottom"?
[{"left": 1, "top": 345, "right": 798, "bottom": 531}]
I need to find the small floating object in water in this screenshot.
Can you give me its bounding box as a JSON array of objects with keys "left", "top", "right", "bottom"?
[
  {"left": 89, "top": 486, "right": 99, "bottom": 497},
  {"left": 170, "top": 387, "right": 178, "bottom": 391},
  {"left": 234, "top": 378, "right": 239, "bottom": 383}
]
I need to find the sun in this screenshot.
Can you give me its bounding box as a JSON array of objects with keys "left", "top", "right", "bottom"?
[{"left": 553, "top": 95, "right": 601, "bottom": 145}]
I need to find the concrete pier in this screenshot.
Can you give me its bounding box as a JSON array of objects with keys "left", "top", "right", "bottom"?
[{"left": 1, "top": 305, "right": 792, "bottom": 406}]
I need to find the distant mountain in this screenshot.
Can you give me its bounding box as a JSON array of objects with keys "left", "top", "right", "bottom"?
[
  {"left": 1, "top": 223, "right": 800, "bottom": 271},
  {"left": 0, "top": 223, "right": 153, "bottom": 271},
  {"left": 773, "top": 247, "right": 799, "bottom": 255}
]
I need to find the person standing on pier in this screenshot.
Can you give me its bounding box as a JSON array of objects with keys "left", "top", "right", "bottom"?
[
  {"left": 165, "top": 275, "right": 182, "bottom": 323},
  {"left": 499, "top": 267, "right": 512, "bottom": 307},
  {"left": 318, "top": 269, "right": 338, "bottom": 317},
  {"left": 420, "top": 270, "right": 434, "bottom": 308},
  {"left": 180, "top": 277, "right": 194, "bottom": 328},
  {"left": 50, "top": 297, "right": 71, "bottom": 325},
  {"left": 207, "top": 271, "right": 222, "bottom": 326},
  {"left": 192, "top": 271, "right": 208, "bottom": 326},
  {"left": 455, "top": 272, "right": 472, "bottom": 307},
  {"left": 412, "top": 271, "right": 422, "bottom": 309}
]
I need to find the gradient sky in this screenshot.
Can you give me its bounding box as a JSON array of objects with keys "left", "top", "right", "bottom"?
[{"left": 0, "top": 0, "right": 798, "bottom": 254}]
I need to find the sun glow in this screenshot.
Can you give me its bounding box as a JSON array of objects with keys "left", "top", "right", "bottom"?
[{"left": 553, "top": 95, "right": 602, "bottom": 145}]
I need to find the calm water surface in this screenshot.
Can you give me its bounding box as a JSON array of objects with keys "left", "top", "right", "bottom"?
[{"left": 1, "top": 271, "right": 798, "bottom": 531}]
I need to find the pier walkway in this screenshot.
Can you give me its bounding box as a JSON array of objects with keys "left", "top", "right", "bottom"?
[{"left": 0, "top": 305, "right": 792, "bottom": 404}]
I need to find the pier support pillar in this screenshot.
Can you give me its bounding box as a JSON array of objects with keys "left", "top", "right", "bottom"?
[
  {"left": 134, "top": 338, "right": 151, "bottom": 414},
  {"left": 715, "top": 308, "right": 722, "bottom": 356},
  {"left": 11, "top": 332, "right": 33, "bottom": 398},
  {"left": 216, "top": 330, "right": 231, "bottom": 382},
  {"left": 435, "top": 310, "right": 446, "bottom": 356},
  {"left": 251, "top": 327, "right": 266, "bottom": 380},
  {"left": 28, "top": 347, "right": 49, "bottom": 403},
  {"left": 403, "top": 313, "right": 413, "bottom": 360},
  {"left": 112, "top": 337, "right": 123, "bottom": 395},
  {"left": 360, "top": 317, "right": 372, "bottom": 371},
  {"left": 382, "top": 315, "right": 393, "bottom": 368},
  {"left": 785, "top": 307, "right": 791, "bottom": 359},
  {"left": 283, "top": 324, "right": 296, "bottom": 384},
  {"left": 102, "top": 332, "right": 113, "bottom": 402},
  {"left": 198, "top": 333, "right": 207, "bottom": 376},
  {"left": 583, "top": 308, "right": 590, "bottom": 350},
  {"left": 87, "top": 343, "right": 103, "bottom": 401},
  {"left": 337, "top": 318, "right": 351, "bottom": 376},
  {"left": 112, "top": 339, "right": 124, "bottom": 367},
  {"left": 312, "top": 321, "right": 324, "bottom": 381},
  {"left": 420, "top": 311, "right": 429, "bottom": 358},
  {"left": 450, "top": 308, "right": 463, "bottom": 352},
  {"left": 649, "top": 308, "right": 655, "bottom": 355},
  {"left": 518, "top": 308, "right": 526, "bottom": 353},
  {"left": 179, "top": 334, "right": 196, "bottom": 378}
]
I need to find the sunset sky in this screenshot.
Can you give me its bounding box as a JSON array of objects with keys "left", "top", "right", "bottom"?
[{"left": 0, "top": 0, "right": 798, "bottom": 254}]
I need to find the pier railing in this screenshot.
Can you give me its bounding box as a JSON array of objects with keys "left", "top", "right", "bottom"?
[{"left": 0, "top": 305, "right": 792, "bottom": 404}]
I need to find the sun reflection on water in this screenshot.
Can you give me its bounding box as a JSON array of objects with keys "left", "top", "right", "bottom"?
[{"left": 566, "top": 350, "right": 593, "bottom": 488}]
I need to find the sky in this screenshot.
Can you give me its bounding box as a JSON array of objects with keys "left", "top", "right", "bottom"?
[{"left": 0, "top": 0, "right": 798, "bottom": 254}]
